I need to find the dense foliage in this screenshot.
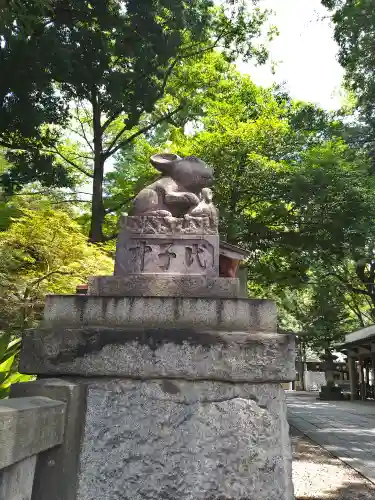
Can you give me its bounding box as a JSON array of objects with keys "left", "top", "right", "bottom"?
[
  {"left": 0, "top": 198, "right": 113, "bottom": 396},
  {"left": 0, "top": 0, "right": 271, "bottom": 241}
]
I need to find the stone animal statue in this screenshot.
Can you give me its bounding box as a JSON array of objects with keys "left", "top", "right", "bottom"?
[{"left": 130, "top": 153, "right": 214, "bottom": 218}]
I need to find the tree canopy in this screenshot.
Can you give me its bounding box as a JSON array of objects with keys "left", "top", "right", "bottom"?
[
  {"left": 0, "top": 0, "right": 272, "bottom": 241},
  {"left": 0, "top": 200, "right": 113, "bottom": 335}
]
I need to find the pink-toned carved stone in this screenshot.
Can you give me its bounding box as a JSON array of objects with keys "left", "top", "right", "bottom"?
[
  {"left": 130, "top": 153, "right": 216, "bottom": 218},
  {"left": 123, "top": 215, "right": 218, "bottom": 235}
]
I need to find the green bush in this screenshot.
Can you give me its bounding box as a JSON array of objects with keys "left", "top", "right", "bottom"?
[{"left": 0, "top": 333, "right": 34, "bottom": 398}]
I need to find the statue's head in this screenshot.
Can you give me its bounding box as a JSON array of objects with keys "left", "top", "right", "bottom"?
[
  {"left": 201, "top": 187, "right": 213, "bottom": 203},
  {"left": 151, "top": 153, "right": 214, "bottom": 193}
]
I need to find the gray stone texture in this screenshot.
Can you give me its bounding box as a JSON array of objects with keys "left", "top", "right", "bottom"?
[
  {"left": 0, "top": 397, "right": 66, "bottom": 469},
  {"left": 88, "top": 275, "right": 240, "bottom": 298},
  {"left": 129, "top": 154, "right": 215, "bottom": 219},
  {"left": 10, "top": 379, "right": 88, "bottom": 500},
  {"left": 238, "top": 265, "right": 249, "bottom": 297},
  {"left": 77, "top": 379, "right": 294, "bottom": 500},
  {"left": 122, "top": 214, "right": 217, "bottom": 235},
  {"left": 19, "top": 328, "right": 295, "bottom": 382},
  {"left": 0, "top": 455, "right": 36, "bottom": 500},
  {"left": 114, "top": 226, "right": 219, "bottom": 277},
  {"left": 40, "top": 295, "right": 277, "bottom": 331}
]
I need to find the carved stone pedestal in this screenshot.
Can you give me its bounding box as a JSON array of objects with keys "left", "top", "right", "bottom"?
[
  {"left": 13, "top": 155, "right": 295, "bottom": 499},
  {"left": 114, "top": 215, "right": 219, "bottom": 277},
  {"left": 18, "top": 295, "right": 295, "bottom": 500}
]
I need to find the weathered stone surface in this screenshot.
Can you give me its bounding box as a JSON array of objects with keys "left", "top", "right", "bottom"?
[
  {"left": 0, "top": 397, "right": 66, "bottom": 469},
  {"left": 114, "top": 225, "right": 219, "bottom": 276},
  {"left": 238, "top": 265, "right": 249, "bottom": 297},
  {"left": 129, "top": 154, "right": 215, "bottom": 219},
  {"left": 41, "top": 295, "right": 276, "bottom": 331},
  {"left": 0, "top": 455, "right": 36, "bottom": 500},
  {"left": 11, "top": 379, "right": 87, "bottom": 500},
  {"left": 123, "top": 214, "right": 218, "bottom": 235},
  {"left": 19, "top": 328, "right": 295, "bottom": 382},
  {"left": 88, "top": 275, "right": 240, "bottom": 298},
  {"left": 77, "top": 379, "right": 294, "bottom": 500}
]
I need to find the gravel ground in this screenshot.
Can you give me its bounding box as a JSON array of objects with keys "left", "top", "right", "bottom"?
[{"left": 291, "top": 426, "right": 375, "bottom": 500}]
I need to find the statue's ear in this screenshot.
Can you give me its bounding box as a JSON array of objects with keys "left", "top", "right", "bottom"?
[{"left": 150, "top": 153, "right": 182, "bottom": 174}]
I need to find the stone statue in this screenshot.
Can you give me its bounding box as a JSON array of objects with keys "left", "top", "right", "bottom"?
[{"left": 129, "top": 153, "right": 215, "bottom": 218}]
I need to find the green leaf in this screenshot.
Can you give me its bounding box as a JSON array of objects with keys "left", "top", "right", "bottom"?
[{"left": 0, "top": 354, "right": 15, "bottom": 373}]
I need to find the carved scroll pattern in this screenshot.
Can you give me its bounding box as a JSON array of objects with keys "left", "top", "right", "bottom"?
[{"left": 124, "top": 216, "right": 218, "bottom": 235}]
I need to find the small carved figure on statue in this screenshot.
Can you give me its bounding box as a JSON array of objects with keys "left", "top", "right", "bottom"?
[
  {"left": 129, "top": 153, "right": 214, "bottom": 218},
  {"left": 187, "top": 187, "right": 218, "bottom": 226}
]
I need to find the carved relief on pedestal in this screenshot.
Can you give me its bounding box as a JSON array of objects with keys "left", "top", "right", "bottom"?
[
  {"left": 185, "top": 243, "right": 213, "bottom": 270},
  {"left": 116, "top": 236, "right": 217, "bottom": 276},
  {"left": 158, "top": 243, "right": 177, "bottom": 271},
  {"left": 123, "top": 215, "right": 218, "bottom": 235},
  {"left": 128, "top": 240, "right": 153, "bottom": 272}
]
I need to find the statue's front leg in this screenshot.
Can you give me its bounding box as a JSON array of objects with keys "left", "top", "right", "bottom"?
[{"left": 165, "top": 191, "right": 200, "bottom": 206}]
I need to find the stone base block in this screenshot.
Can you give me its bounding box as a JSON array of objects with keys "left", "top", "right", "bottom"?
[
  {"left": 88, "top": 275, "right": 240, "bottom": 298},
  {"left": 77, "top": 379, "right": 294, "bottom": 500},
  {"left": 19, "top": 328, "right": 295, "bottom": 382},
  {"left": 41, "top": 295, "right": 276, "bottom": 332},
  {"left": 10, "top": 379, "right": 87, "bottom": 500},
  {"left": 0, "top": 455, "right": 36, "bottom": 500}
]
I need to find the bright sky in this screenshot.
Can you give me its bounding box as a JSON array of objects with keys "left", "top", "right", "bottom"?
[{"left": 239, "top": 0, "right": 345, "bottom": 110}]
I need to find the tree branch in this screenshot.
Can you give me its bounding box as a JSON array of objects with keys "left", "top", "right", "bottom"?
[
  {"left": 345, "top": 298, "right": 365, "bottom": 327},
  {"left": 0, "top": 140, "right": 93, "bottom": 177},
  {"left": 0, "top": 140, "right": 37, "bottom": 151},
  {"left": 103, "top": 105, "right": 183, "bottom": 159},
  {"left": 75, "top": 103, "right": 94, "bottom": 153},
  {"left": 28, "top": 270, "right": 74, "bottom": 289},
  {"left": 97, "top": 34, "right": 224, "bottom": 141},
  {"left": 179, "top": 32, "right": 225, "bottom": 59},
  {"left": 65, "top": 125, "right": 93, "bottom": 153},
  {"left": 48, "top": 148, "right": 94, "bottom": 178},
  {"left": 325, "top": 271, "right": 375, "bottom": 298},
  {"left": 50, "top": 199, "right": 90, "bottom": 205},
  {"left": 101, "top": 109, "right": 123, "bottom": 134},
  {"left": 103, "top": 109, "right": 143, "bottom": 157},
  {"left": 159, "top": 58, "right": 179, "bottom": 99}
]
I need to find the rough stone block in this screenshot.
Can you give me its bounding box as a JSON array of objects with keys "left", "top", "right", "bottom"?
[
  {"left": 88, "top": 275, "right": 240, "bottom": 298},
  {"left": 41, "top": 295, "right": 277, "bottom": 332},
  {"left": 77, "top": 379, "right": 294, "bottom": 500},
  {"left": 0, "top": 455, "right": 36, "bottom": 500},
  {"left": 10, "top": 379, "right": 87, "bottom": 500},
  {"left": 19, "top": 328, "right": 295, "bottom": 382},
  {"left": 0, "top": 397, "right": 66, "bottom": 469}
]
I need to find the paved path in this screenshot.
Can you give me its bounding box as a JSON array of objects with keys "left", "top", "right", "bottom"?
[{"left": 287, "top": 391, "right": 375, "bottom": 484}]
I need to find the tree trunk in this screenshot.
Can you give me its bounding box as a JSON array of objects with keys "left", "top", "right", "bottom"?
[
  {"left": 296, "top": 339, "right": 306, "bottom": 391},
  {"left": 89, "top": 89, "right": 105, "bottom": 243},
  {"left": 324, "top": 350, "right": 335, "bottom": 387}
]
